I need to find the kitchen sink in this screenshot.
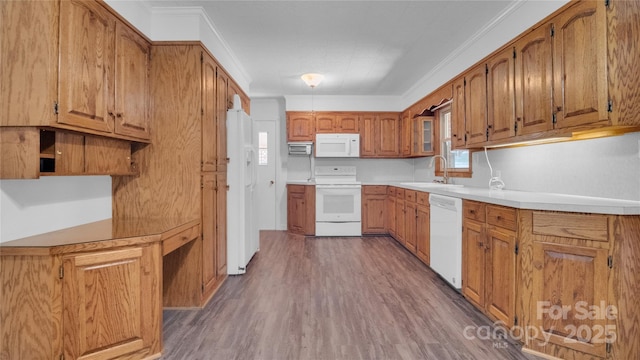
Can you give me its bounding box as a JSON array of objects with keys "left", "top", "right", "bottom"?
[{"left": 399, "top": 182, "right": 464, "bottom": 188}]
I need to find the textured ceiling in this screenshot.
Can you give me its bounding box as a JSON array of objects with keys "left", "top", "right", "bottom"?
[{"left": 147, "top": 1, "right": 516, "bottom": 97}]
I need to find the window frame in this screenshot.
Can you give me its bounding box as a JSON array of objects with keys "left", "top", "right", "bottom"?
[{"left": 434, "top": 105, "right": 472, "bottom": 178}]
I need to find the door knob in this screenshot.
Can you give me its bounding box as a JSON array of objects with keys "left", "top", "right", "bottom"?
[{"left": 270, "top": 180, "right": 275, "bottom": 185}]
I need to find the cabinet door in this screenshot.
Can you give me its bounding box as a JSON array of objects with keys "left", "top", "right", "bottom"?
[
  {"left": 287, "top": 113, "right": 314, "bottom": 142},
  {"left": 378, "top": 113, "right": 401, "bottom": 157},
  {"left": 465, "top": 64, "right": 488, "bottom": 146},
  {"left": 416, "top": 204, "right": 430, "bottom": 265},
  {"left": 487, "top": 47, "right": 516, "bottom": 141},
  {"left": 462, "top": 219, "right": 485, "bottom": 308},
  {"left": 0, "top": 128, "right": 40, "bottom": 179},
  {"left": 515, "top": 24, "right": 553, "bottom": 136},
  {"left": 216, "top": 70, "right": 228, "bottom": 172},
  {"left": 401, "top": 111, "right": 412, "bottom": 157},
  {"left": 201, "top": 54, "right": 217, "bottom": 172},
  {"left": 387, "top": 191, "right": 397, "bottom": 237},
  {"left": 395, "top": 198, "right": 406, "bottom": 244},
  {"left": 485, "top": 226, "right": 516, "bottom": 327},
  {"left": 414, "top": 116, "right": 434, "bottom": 156},
  {"left": 359, "top": 114, "right": 376, "bottom": 157},
  {"left": 552, "top": 1, "right": 608, "bottom": 129},
  {"left": 315, "top": 114, "right": 336, "bottom": 133},
  {"left": 451, "top": 78, "right": 467, "bottom": 149},
  {"left": 216, "top": 173, "right": 227, "bottom": 276},
  {"left": 337, "top": 114, "right": 359, "bottom": 133},
  {"left": 54, "top": 131, "right": 85, "bottom": 175},
  {"left": 531, "top": 242, "right": 608, "bottom": 357},
  {"left": 63, "top": 248, "right": 146, "bottom": 360},
  {"left": 84, "top": 136, "right": 131, "bottom": 174},
  {"left": 202, "top": 174, "right": 217, "bottom": 294},
  {"left": 405, "top": 201, "right": 417, "bottom": 253},
  {"left": 114, "top": 22, "right": 150, "bottom": 140},
  {"left": 362, "top": 192, "right": 387, "bottom": 235},
  {"left": 58, "top": 0, "right": 115, "bottom": 133},
  {"left": 287, "top": 185, "right": 306, "bottom": 233}
]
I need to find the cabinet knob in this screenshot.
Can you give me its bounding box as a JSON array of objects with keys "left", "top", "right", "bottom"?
[
  {"left": 556, "top": 106, "right": 563, "bottom": 112},
  {"left": 108, "top": 111, "right": 115, "bottom": 117},
  {"left": 116, "top": 113, "right": 123, "bottom": 118}
]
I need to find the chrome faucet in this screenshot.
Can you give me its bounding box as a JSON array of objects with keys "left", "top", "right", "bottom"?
[{"left": 429, "top": 155, "right": 449, "bottom": 184}]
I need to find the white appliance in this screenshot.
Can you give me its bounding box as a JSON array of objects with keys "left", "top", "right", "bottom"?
[
  {"left": 429, "top": 193, "right": 462, "bottom": 289},
  {"left": 287, "top": 142, "right": 313, "bottom": 156},
  {"left": 226, "top": 96, "right": 259, "bottom": 275},
  {"left": 315, "top": 133, "right": 360, "bottom": 158},
  {"left": 315, "top": 166, "right": 362, "bottom": 236}
]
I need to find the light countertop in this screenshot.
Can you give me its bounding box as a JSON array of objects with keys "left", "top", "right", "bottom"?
[{"left": 288, "top": 179, "right": 640, "bottom": 215}]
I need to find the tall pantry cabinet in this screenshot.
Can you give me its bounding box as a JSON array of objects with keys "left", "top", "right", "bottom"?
[{"left": 113, "top": 42, "right": 241, "bottom": 306}]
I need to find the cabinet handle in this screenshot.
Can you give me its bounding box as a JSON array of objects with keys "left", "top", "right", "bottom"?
[
  {"left": 496, "top": 215, "right": 502, "bottom": 221},
  {"left": 556, "top": 106, "right": 563, "bottom": 112},
  {"left": 108, "top": 111, "right": 115, "bottom": 117},
  {"left": 56, "top": 150, "right": 62, "bottom": 155},
  {"left": 116, "top": 113, "right": 123, "bottom": 118},
  {"left": 469, "top": 209, "right": 475, "bottom": 214}
]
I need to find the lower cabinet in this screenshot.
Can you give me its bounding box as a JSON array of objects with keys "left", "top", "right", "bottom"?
[
  {"left": 1, "top": 244, "right": 162, "bottom": 360},
  {"left": 404, "top": 190, "right": 418, "bottom": 253},
  {"left": 287, "top": 184, "right": 315, "bottom": 235},
  {"left": 395, "top": 188, "right": 406, "bottom": 245},
  {"left": 387, "top": 187, "right": 397, "bottom": 237},
  {"left": 415, "top": 192, "right": 430, "bottom": 265},
  {"left": 362, "top": 185, "right": 388, "bottom": 234},
  {"left": 385, "top": 187, "right": 430, "bottom": 266},
  {"left": 462, "top": 200, "right": 518, "bottom": 327}
]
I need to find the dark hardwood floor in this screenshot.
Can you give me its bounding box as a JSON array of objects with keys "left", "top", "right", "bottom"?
[{"left": 162, "top": 231, "right": 539, "bottom": 360}]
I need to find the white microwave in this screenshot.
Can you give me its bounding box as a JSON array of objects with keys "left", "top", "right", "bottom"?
[{"left": 315, "top": 133, "right": 360, "bottom": 158}]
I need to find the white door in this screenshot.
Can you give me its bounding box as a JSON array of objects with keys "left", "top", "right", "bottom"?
[{"left": 254, "top": 120, "right": 277, "bottom": 230}]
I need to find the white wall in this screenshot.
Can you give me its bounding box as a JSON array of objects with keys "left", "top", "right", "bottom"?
[
  {"left": 414, "top": 132, "right": 640, "bottom": 201},
  {"left": 0, "top": 176, "right": 112, "bottom": 243}
]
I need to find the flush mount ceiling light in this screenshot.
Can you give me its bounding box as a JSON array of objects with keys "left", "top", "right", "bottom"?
[{"left": 301, "top": 73, "right": 325, "bottom": 88}]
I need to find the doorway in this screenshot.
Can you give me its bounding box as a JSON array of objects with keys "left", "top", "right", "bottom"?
[{"left": 254, "top": 120, "right": 277, "bottom": 230}]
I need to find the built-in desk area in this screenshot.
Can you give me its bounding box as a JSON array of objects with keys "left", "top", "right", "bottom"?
[{"left": 0, "top": 217, "right": 200, "bottom": 360}]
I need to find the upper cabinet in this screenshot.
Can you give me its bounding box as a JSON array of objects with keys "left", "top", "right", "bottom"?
[
  {"left": 360, "top": 113, "right": 401, "bottom": 158},
  {"left": 286, "top": 112, "right": 315, "bottom": 142},
  {"left": 551, "top": 0, "right": 608, "bottom": 130},
  {"left": 1, "top": 0, "right": 151, "bottom": 142},
  {"left": 315, "top": 113, "right": 360, "bottom": 133},
  {"left": 451, "top": 77, "right": 467, "bottom": 149},
  {"left": 464, "top": 64, "right": 488, "bottom": 146},
  {"left": 486, "top": 47, "right": 516, "bottom": 142}
]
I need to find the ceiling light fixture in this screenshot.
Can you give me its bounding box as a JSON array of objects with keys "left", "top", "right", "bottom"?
[{"left": 301, "top": 73, "right": 325, "bottom": 88}]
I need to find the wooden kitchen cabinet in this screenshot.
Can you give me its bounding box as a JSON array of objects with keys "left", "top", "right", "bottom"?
[
  {"left": 387, "top": 187, "right": 397, "bottom": 237},
  {"left": 464, "top": 64, "right": 488, "bottom": 146},
  {"left": 202, "top": 54, "right": 218, "bottom": 172},
  {"left": 451, "top": 77, "right": 467, "bottom": 149},
  {"left": 216, "top": 69, "right": 229, "bottom": 172},
  {"left": 412, "top": 114, "right": 435, "bottom": 156},
  {"left": 415, "top": 192, "right": 430, "bottom": 265},
  {"left": 462, "top": 200, "right": 518, "bottom": 327},
  {"left": 514, "top": 23, "right": 554, "bottom": 137},
  {"left": 315, "top": 113, "right": 360, "bottom": 134},
  {"left": 360, "top": 113, "right": 401, "bottom": 157},
  {"left": 201, "top": 173, "right": 218, "bottom": 296},
  {"left": 287, "top": 112, "right": 315, "bottom": 142},
  {"left": 58, "top": 0, "right": 151, "bottom": 141},
  {"left": 551, "top": 0, "right": 608, "bottom": 130},
  {"left": 486, "top": 46, "right": 516, "bottom": 142},
  {"left": 401, "top": 110, "right": 412, "bottom": 157},
  {"left": 315, "top": 114, "right": 336, "bottom": 133},
  {"left": 404, "top": 190, "right": 417, "bottom": 253},
  {"left": 287, "top": 184, "right": 315, "bottom": 235},
  {"left": 395, "top": 188, "right": 406, "bottom": 245},
  {"left": 336, "top": 114, "right": 359, "bottom": 133},
  {"left": 1, "top": 242, "right": 162, "bottom": 360},
  {"left": 216, "top": 173, "right": 228, "bottom": 276},
  {"left": 362, "top": 185, "right": 388, "bottom": 235}
]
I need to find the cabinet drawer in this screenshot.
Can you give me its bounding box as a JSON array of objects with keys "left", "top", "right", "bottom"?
[
  {"left": 395, "top": 188, "right": 405, "bottom": 198},
  {"left": 463, "top": 200, "right": 485, "bottom": 222},
  {"left": 532, "top": 212, "right": 610, "bottom": 242},
  {"left": 487, "top": 205, "right": 517, "bottom": 231},
  {"left": 163, "top": 224, "right": 200, "bottom": 256},
  {"left": 287, "top": 184, "right": 306, "bottom": 194},
  {"left": 416, "top": 192, "right": 429, "bottom": 206},
  {"left": 388, "top": 187, "right": 396, "bottom": 196},
  {"left": 405, "top": 190, "right": 417, "bottom": 202},
  {"left": 363, "top": 185, "right": 387, "bottom": 195}
]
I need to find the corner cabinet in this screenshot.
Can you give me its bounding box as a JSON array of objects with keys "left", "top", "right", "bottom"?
[{"left": 360, "top": 113, "right": 401, "bottom": 158}]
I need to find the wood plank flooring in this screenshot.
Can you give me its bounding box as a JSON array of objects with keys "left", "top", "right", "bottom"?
[{"left": 162, "top": 231, "right": 539, "bottom": 360}]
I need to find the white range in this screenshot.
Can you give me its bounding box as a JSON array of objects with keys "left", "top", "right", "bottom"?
[{"left": 314, "top": 166, "right": 362, "bottom": 236}]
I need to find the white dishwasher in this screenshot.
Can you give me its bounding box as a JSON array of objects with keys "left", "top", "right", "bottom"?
[{"left": 429, "top": 193, "right": 463, "bottom": 290}]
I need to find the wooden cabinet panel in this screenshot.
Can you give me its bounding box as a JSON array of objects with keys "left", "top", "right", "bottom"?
[
  {"left": 287, "top": 184, "right": 315, "bottom": 236},
  {"left": 216, "top": 71, "right": 229, "bottom": 172},
  {"left": 54, "top": 131, "right": 85, "bottom": 175},
  {"left": 487, "top": 47, "right": 516, "bottom": 141},
  {"left": 387, "top": 188, "right": 397, "bottom": 237},
  {"left": 401, "top": 110, "right": 412, "bottom": 157},
  {"left": 465, "top": 64, "right": 488, "bottom": 146},
  {"left": 201, "top": 53, "right": 217, "bottom": 172},
  {"left": 62, "top": 248, "right": 146, "bottom": 360},
  {"left": 485, "top": 226, "right": 516, "bottom": 326},
  {"left": 405, "top": 200, "right": 417, "bottom": 253},
  {"left": 395, "top": 194, "right": 406, "bottom": 245},
  {"left": 114, "top": 22, "right": 151, "bottom": 140},
  {"left": 462, "top": 218, "right": 485, "bottom": 308},
  {"left": 416, "top": 204, "right": 430, "bottom": 264},
  {"left": 451, "top": 78, "right": 467, "bottom": 149},
  {"left": 287, "top": 112, "right": 314, "bottom": 142},
  {"left": 0, "top": 128, "right": 40, "bottom": 179},
  {"left": 359, "top": 114, "right": 376, "bottom": 156},
  {"left": 552, "top": 0, "right": 608, "bottom": 129},
  {"left": 201, "top": 174, "right": 217, "bottom": 295},
  {"left": 216, "top": 173, "right": 227, "bottom": 276},
  {"left": 336, "top": 114, "right": 359, "bottom": 133},
  {"left": 378, "top": 113, "right": 401, "bottom": 157},
  {"left": 58, "top": 0, "right": 115, "bottom": 134},
  {"left": 315, "top": 114, "right": 336, "bottom": 133},
  {"left": 515, "top": 24, "right": 554, "bottom": 136},
  {"left": 362, "top": 186, "right": 388, "bottom": 235},
  {"left": 413, "top": 115, "right": 435, "bottom": 156},
  {"left": 84, "top": 136, "right": 131, "bottom": 174},
  {"left": 531, "top": 242, "right": 608, "bottom": 357}
]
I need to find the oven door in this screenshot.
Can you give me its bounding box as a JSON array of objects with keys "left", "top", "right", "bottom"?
[{"left": 315, "top": 184, "right": 362, "bottom": 222}]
